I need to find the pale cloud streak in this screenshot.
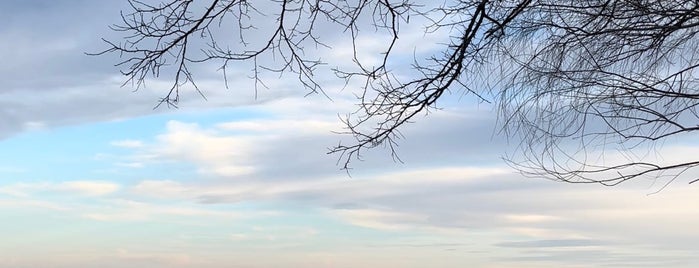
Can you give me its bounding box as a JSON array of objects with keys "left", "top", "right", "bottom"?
[
  {"left": 111, "top": 140, "right": 145, "bottom": 148},
  {"left": 0, "top": 180, "right": 120, "bottom": 197}
]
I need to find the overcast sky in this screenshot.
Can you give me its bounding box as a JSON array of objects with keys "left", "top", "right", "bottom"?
[{"left": 1, "top": 1, "right": 698, "bottom": 268}]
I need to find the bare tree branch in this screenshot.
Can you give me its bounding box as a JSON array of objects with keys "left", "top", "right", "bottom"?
[{"left": 97, "top": 0, "right": 699, "bottom": 185}]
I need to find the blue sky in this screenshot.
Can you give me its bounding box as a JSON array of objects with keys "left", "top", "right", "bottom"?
[{"left": 1, "top": 1, "right": 699, "bottom": 268}]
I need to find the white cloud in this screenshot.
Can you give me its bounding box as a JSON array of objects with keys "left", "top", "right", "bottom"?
[
  {"left": 110, "top": 140, "right": 144, "bottom": 148},
  {"left": 60, "top": 181, "right": 120, "bottom": 196},
  {"left": 150, "top": 120, "right": 260, "bottom": 177},
  {"left": 331, "top": 208, "right": 428, "bottom": 231},
  {"left": 216, "top": 119, "right": 340, "bottom": 134}
]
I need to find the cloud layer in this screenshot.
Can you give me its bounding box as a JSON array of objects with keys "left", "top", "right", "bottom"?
[{"left": 1, "top": 1, "right": 698, "bottom": 268}]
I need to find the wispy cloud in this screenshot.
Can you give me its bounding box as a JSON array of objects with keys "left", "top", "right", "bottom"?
[
  {"left": 110, "top": 140, "right": 144, "bottom": 148},
  {"left": 0, "top": 180, "right": 120, "bottom": 197}
]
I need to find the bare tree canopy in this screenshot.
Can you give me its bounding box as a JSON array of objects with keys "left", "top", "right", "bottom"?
[{"left": 96, "top": 0, "right": 699, "bottom": 186}]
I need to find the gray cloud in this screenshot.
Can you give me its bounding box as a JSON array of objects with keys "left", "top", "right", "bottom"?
[
  {"left": 0, "top": 1, "right": 312, "bottom": 141},
  {"left": 498, "top": 248, "right": 697, "bottom": 268},
  {"left": 495, "top": 239, "right": 608, "bottom": 248},
  {"left": 107, "top": 104, "right": 699, "bottom": 267}
]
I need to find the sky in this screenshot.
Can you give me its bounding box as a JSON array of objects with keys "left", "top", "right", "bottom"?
[{"left": 1, "top": 1, "right": 699, "bottom": 268}]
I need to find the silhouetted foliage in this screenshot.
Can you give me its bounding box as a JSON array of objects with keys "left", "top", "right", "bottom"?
[{"left": 97, "top": 0, "right": 699, "bottom": 185}]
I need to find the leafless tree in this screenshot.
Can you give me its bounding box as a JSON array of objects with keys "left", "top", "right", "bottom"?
[{"left": 97, "top": 0, "right": 699, "bottom": 186}]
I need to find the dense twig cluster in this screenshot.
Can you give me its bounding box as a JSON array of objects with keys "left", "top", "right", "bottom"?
[
  {"left": 494, "top": 1, "right": 699, "bottom": 184},
  {"left": 99, "top": 0, "right": 699, "bottom": 185}
]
